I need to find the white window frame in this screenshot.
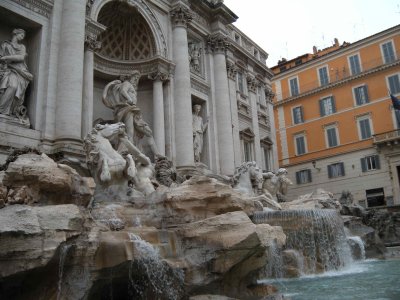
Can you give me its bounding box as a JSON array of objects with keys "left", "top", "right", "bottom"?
[
  {"left": 347, "top": 53, "right": 362, "bottom": 75},
  {"left": 294, "top": 133, "right": 307, "bottom": 156},
  {"left": 324, "top": 124, "right": 340, "bottom": 148},
  {"left": 352, "top": 83, "right": 369, "bottom": 106},
  {"left": 328, "top": 162, "right": 345, "bottom": 178},
  {"left": 317, "top": 65, "right": 330, "bottom": 86},
  {"left": 291, "top": 105, "right": 304, "bottom": 125},
  {"left": 380, "top": 39, "right": 397, "bottom": 64},
  {"left": 357, "top": 114, "right": 373, "bottom": 140},
  {"left": 288, "top": 76, "right": 300, "bottom": 97},
  {"left": 386, "top": 72, "right": 400, "bottom": 95}
]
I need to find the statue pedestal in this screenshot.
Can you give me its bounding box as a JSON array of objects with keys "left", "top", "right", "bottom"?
[{"left": 0, "top": 115, "right": 41, "bottom": 163}]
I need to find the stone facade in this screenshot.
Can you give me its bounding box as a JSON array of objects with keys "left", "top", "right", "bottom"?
[{"left": 0, "top": 0, "right": 277, "bottom": 176}]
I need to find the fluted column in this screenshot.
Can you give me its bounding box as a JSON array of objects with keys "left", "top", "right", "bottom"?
[
  {"left": 55, "top": 0, "right": 86, "bottom": 142},
  {"left": 82, "top": 32, "right": 101, "bottom": 137},
  {"left": 149, "top": 70, "right": 169, "bottom": 156},
  {"left": 170, "top": 5, "right": 194, "bottom": 167},
  {"left": 208, "top": 34, "right": 235, "bottom": 175}
]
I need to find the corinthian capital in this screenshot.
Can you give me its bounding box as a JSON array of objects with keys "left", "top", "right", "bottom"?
[
  {"left": 84, "top": 32, "right": 101, "bottom": 52},
  {"left": 148, "top": 68, "right": 169, "bottom": 81},
  {"left": 170, "top": 5, "right": 193, "bottom": 28},
  {"left": 207, "top": 33, "right": 230, "bottom": 54}
]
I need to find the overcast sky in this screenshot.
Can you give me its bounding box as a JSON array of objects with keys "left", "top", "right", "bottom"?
[{"left": 223, "top": 0, "right": 400, "bottom": 67}]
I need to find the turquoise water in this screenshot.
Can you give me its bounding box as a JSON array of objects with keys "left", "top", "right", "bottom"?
[{"left": 260, "top": 259, "right": 400, "bottom": 300}]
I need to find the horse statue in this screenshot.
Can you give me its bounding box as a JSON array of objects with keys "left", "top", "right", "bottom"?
[
  {"left": 262, "top": 168, "right": 293, "bottom": 202},
  {"left": 83, "top": 122, "right": 155, "bottom": 196},
  {"left": 232, "top": 161, "right": 264, "bottom": 196}
]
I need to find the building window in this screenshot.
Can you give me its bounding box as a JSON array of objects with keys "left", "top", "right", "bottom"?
[
  {"left": 294, "top": 134, "right": 307, "bottom": 155},
  {"left": 325, "top": 126, "right": 339, "bottom": 148},
  {"left": 361, "top": 155, "right": 380, "bottom": 172},
  {"left": 237, "top": 71, "right": 244, "bottom": 93},
  {"left": 388, "top": 74, "right": 400, "bottom": 94},
  {"left": 295, "top": 169, "right": 312, "bottom": 184},
  {"left": 243, "top": 141, "right": 253, "bottom": 161},
  {"left": 261, "top": 146, "right": 271, "bottom": 171},
  {"left": 357, "top": 116, "right": 372, "bottom": 140},
  {"left": 240, "top": 128, "right": 254, "bottom": 162},
  {"left": 319, "top": 96, "right": 336, "bottom": 116},
  {"left": 328, "top": 162, "right": 345, "bottom": 178},
  {"left": 289, "top": 77, "right": 299, "bottom": 96},
  {"left": 295, "top": 59, "right": 302, "bottom": 65},
  {"left": 318, "top": 66, "right": 329, "bottom": 86},
  {"left": 366, "top": 188, "right": 385, "bottom": 207},
  {"left": 349, "top": 54, "right": 361, "bottom": 75},
  {"left": 381, "top": 41, "right": 396, "bottom": 64},
  {"left": 292, "top": 106, "right": 304, "bottom": 124},
  {"left": 354, "top": 85, "right": 369, "bottom": 105}
]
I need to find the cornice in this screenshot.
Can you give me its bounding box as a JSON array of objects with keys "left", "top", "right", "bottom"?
[
  {"left": 10, "top": 0, "right": 54, "bottom": 18},
  {"left": 94, "top": 53, "right": 175, "bottom": 77}
]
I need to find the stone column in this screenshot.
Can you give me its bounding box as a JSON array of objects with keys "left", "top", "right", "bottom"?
[
  {"left": 226, "top": 60, "right": 241, "bottom": 168},
  {"left": 170, "top": 4, "right": 194, "bottom": 167},
  {"left": 55, "top": 0, "right": 86, "bottom": 143},
  {"left": 208, "top": 34, "right": 235, "bottom": 175},
  {"left": 82, "top": 33, "right": 101, "bottom": 137},
  {"left": 247, "top": 74, "right": 263, "bottom": 167},
  {"left": 149, "top": 69, "right": 169, "bottom": 156}
]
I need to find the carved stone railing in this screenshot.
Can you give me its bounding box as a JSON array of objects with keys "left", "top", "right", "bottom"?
[{"left": 373, "top": 129, "right": 400, "bottom": 146}]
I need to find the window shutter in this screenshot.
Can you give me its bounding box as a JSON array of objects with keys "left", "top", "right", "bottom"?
[
  {"left": 364, "top": 85, "right": 369, "bottom": 103},
  {"left": 374, "top": 155, "right": 381, "bottom": 170},
  {"left": 307, "top": 169, "right": 312, "bottom": 182},
  {"left": 300, "top": 106, "right": 304, "bottom": 123},
  {"left": 328, "top": 165, "right": 333, "bottom": 178},
  {"left": 361, "top": 157, "right": 367, "bottom": 172},
  {"left": 296, "top": 171, "right": 301, "bottom": 184},
  {"left": 355, "top": 88, "right": 361, "bottom": 105},
  {"left": 331, "top": 96, "right": 336, "bottom": 113},
  {"left": 319, "top": 100, "right": 325, "bottom": 116},
  {"left": 340, "top": 162, "right": 345, "bottom": 176}
]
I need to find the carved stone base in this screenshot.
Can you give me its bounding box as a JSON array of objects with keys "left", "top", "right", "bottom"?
[{"left": 0, "top": 113, "right": 30, "bottom": 128}]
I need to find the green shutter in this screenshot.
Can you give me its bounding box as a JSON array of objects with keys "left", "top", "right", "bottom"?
[
  {"left": 328, "top": 165, "right": 332, "bottom": 178},
  {"left": 319, "top": 100, "right": 325, "bottom": 116},
  {"left": 374, "top": 155, "right": 380, "bottom": 170},
  {"left": 361, "top": 157, "right": 367, "bottom": 172}
]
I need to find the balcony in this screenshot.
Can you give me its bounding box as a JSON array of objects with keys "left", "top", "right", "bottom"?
[
  {"left": 373, "top": 129, "right": 400, "bottom": 147},
  {"left": 276, "top": 51, "right": 400, "bottom": 104}
]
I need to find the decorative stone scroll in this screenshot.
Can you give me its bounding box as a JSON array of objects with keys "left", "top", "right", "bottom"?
[
  {"left": 226, "top": 60, "right": 238, "bottom": 80},
  {"left": 246, "top": 74, "right": 258, "bottom": 93}
]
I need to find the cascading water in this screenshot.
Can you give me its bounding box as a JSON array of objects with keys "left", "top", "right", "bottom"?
[
  {"left": 57, "top": 244, "right": 72, "bottom": 300},
  {"left": 347, "top": 235, "right": 366, "bottom": 260},
  {"left": 253, "top": 209, "right": 353, "bottom": 276},
  {"left": 127, "top": 233, "right": 184, "bottom": 300}
]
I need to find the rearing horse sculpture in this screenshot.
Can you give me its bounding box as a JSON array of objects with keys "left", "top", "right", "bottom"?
[
  {"left": 232, "top": 161, "right": 264, "bottom": 196},
  {"left": 83, "top": 122, "right": 155, "bottom": 196}
]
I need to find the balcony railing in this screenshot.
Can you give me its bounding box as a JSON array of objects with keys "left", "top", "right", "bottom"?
[
  {"left": 373, "top": 129, "right": 400, "bottom": 145},
  {"left": 278, "top": 51, "right": 400, "bottom": 102}
]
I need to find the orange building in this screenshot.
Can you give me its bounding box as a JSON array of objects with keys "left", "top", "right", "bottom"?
[{"left": 271, "top": 25, "right": 400, "bottom": 207}]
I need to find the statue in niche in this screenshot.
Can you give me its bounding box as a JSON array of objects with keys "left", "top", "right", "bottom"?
[
  {"left": 192, "top": 104, "right": 208, "bottom": 163},
  {"left": 0, "top": 29, "right": 33, "bottom": 125},
  {"left": 102, "top": 71, "right": 160, "bottom": 160},
  {"left": 189, "top": 42, "right": 201, "bottom": 73},
  {"left": 262, "top": 168, "right": 293, "bottom": 202}
]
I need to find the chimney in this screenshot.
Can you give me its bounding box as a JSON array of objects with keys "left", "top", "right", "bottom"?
[{"left": 313, "top": 46, "right": 318, "bottom": 55}]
